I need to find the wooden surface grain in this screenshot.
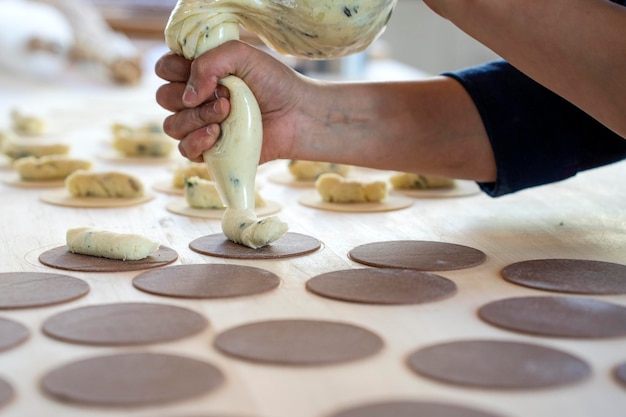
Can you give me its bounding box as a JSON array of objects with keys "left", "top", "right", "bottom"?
[{"left": 0, "top": 46, "right": 625, "bottom": 417}]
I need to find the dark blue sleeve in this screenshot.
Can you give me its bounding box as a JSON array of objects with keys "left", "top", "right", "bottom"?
[{"left": 443, "top": 60, "right": 626, "bottom": 197}]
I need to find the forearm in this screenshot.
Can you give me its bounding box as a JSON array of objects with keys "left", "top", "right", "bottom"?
[
  {"left": 290, "top": 76, "right": 496, "bottom": 182},
  {"left": 423, "top": 0, "right": 626, "bottom": 138}
]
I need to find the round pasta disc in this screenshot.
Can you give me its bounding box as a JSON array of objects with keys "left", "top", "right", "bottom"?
[
  {"left": 133, "top": 264, "right": 280, "bottom": 299},
  {"left": 38, "top": 245, "right": 178, "bottom": 272},
  {"left": 327, "top": 400, "right": 504, "bottom": 417},
  {"left": 478, "top": 296, "right": 626, "bottom": 338},
  {"left": 2, "top": 172, "right": 64, "bottom": 188},
  {"left": 152, "top": 179, "right": 184, "bottom": 195},
  {"left": 406, "top": 339, "right": 591, "bottom": 389},
  {"left": 214, "top": 319, "right": 384, "bottom": 366},
  {"left": 42, "top": 302, "right": 208, "bottom": 346},
  {"left": 348, "top": 240, "right": 487, "bottom": 271},
  {"left": 306, "top": 268, "right": 457, "bottom": 305},
  {"left": 41, "top": 352, "right": 224, "bottom": 406},
  {"left": 614, "top": 362, "right": 626, "bottom": 387},
  {"left": 0, "top": 317, "right": 29, "bottom": 352},
  {"left": 298, "top": 192, "right": 413, "bottom": 213},
  {"left": 166, "top": 199, "right": 282, "bottom": 219},
  {"left": 393, "top": 180, "right": 481, "bottom": 199},
  {"left": 501, "top": 259, "right": 626, "bottom": 294},
  {"left": 0, "top": 272, "right": 89, "bottom": 309},
  {"left": 40, "top": 189, "right": 155, "bottom": 208},
  {"left": 0, "top": 377, "right": 14, "bottom": 410},
  {"left": 189, "top": 232, "right": 322, "bottom": 260}
]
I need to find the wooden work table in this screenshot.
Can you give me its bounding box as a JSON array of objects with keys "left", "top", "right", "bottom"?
[{"left": 0, "top": 45, "right": 625, "bottom": 417}]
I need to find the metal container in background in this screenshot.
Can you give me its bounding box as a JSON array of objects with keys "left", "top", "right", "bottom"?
[{"left": 293, "top": 51, "right": 368, "bottom": 80}]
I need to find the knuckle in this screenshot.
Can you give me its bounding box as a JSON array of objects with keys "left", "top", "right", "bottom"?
[{"left": 189, "top": 104, "right": 213, "bottom": 126}]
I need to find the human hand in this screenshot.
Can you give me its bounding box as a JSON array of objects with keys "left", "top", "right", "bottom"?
[{"left": 155, "top": 40, "right": 307, "bottom": 163}]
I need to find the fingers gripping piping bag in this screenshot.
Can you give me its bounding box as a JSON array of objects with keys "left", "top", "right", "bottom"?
[{"left": 165, "top": 0, "right": 396, "bottom": 248}]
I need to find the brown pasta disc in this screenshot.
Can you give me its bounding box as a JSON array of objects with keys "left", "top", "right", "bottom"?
[
  {"left": 614, "top": 362, "right": 626, "bottom": 387},
  {"left": 38, "top": 245, "right": 178, "bottom": 272},
  {"left": 189, "top": 232, "right": 321, "bottom": 260},
  {"left": 407, "top": 339, "right": 591, "bottom": 389},
  {"left": 214, "top": 319, "right": 384, "bottom": 366},
  {"left": 0, "top": 317, "right": 29, "bottom": 352},
  {"left": 0, "top": 272, "right": 89, "bottom": 309},
  {"left": 0, "top": 377, "right": 14, "bottom": 410},
  {"left": 348, "top": 240, "right": 486, "bottom": 271},
  {"left": 306, "top": 268, "right": 457, "bottom": 305},
  {"left": 478, "top": 296, "right": 626, "bottom": 338},
  {"left": 41, "top": 352, "right": 224, "bottom": 406},
  {"left": 327, "top": 400, "right": 504, "bottom": 417},
  {"left": 501, "top": 259, "right": 626, "bottom": 294},
  {"left": 42, "top": 302, "right": 208, "bottom": 346},
  {"left": 133, "top": 264, "right": 280, "bottom": 299}
]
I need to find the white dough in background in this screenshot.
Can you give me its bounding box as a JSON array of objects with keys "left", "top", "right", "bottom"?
[
  {"left": 0, "top": 0, "right": 74, "bottom": 78},
  {"left": 111, "top": 122, "right": 175, "bottom": 157},
  {"left": 172, "top": 162, "right": 212, "bottom": 188},
  {"left": 390, "top": 172, "right": 454, "bottom": 189},
  {"left": 184, "top": 176, "right": 267, "bottom": 209},
  {"left": 65, "top": 170, "right": 144, "bottom": 198},
  {"left": 1, "top": 133, "right": 70, "bottom": 160},
  {"left": 288, "top": 160, "right": 350, "bottom": 181},
  {"left": 316, "top": 173, "right": 387, "bottom": 203},
  {"left": 11, "top": 109, "right": 46, "bottom": 136},
  {"left": 0, "top": 0, "right": 142, "bottom": 84},
  {"left": 14, "top": 155, "right": 92, "bottom": 181},
  {"left": 184, "top": 176, "right": 225, "bottom": 209}
]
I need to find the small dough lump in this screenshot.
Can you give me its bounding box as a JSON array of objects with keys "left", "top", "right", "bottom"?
[
  {"left": 221, "top": 209, "right": 288, "bottom": 249},
  {"left": 185, "top": 176, "right": 265, "bottom": 209},
  {"left": 1, "top": 134, "right": 69, "bottom": 160},
  {"left": 111, "top": 122, "right": 175, "bottom": 157},
  {"left": 66, "top": 227, "right": 160, "bottom": 261},
  {"left": 14, "top": 155, "right": 92, "bottom": 181},
  {"left": 316, "top": 173, "right": 386, "bottom": 203},
  {"left": 11, "top": 109, "right": 45, "bottom": 136},
  {"left": 288, "top": 160, "right": 350, "bottom": 181},
  {"left": 172, "top": 162, "right": 212, "bottom": 188},
  {"left": 65, "top": 170, "right": 144, "bottom": 198},
  {"left": 390, "top": 172, "right": 454, "bottom": 189}
]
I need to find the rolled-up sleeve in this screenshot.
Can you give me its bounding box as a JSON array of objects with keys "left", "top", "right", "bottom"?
[{"left": 443, "top": 60, "right": 626, "bottom": 197}]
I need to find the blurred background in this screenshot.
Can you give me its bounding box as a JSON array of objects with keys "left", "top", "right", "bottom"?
[{"left": 0, "top": 0, "right": 501, "bottom": 85}]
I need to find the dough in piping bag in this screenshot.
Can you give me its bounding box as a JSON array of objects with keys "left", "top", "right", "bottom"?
[
  {"left": 165, "top": 0, "right": 397, "bottom": 59},
  {"left": 165, "top": 0, "right": 396, "bottom": 248}
]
